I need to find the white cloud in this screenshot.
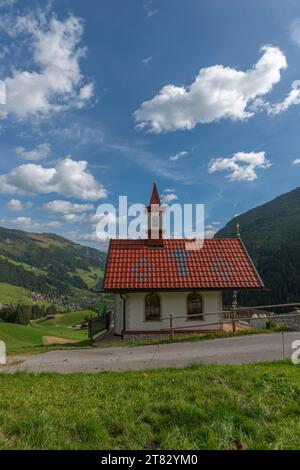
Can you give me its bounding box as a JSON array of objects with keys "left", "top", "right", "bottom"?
[
  {"left": 164, "top": 188, "right": 175, "bottom": 193},
  {"left": 208, "top": 151, "right": 271, "bottom": 182},
  {"left": 6, "top": 198, "right": 31, "bottom": 211},
  {"left": 205, "top": 222, "right": 221, "bottom": 239},
  {"left": 142, "top": 56, "right": 152, "bottom": 66},
  {"left": 0, "top": 12, "right": 94, "bottom": 120},
  {"left": 0, "top": 157, "right": 107, "bottom": 200},
  {"left": 0, "top": 216, "right": 62, "bottom": 229},
  {"left": 255, "top": 80, "right": 300, "bottom": 115},
  {"left": 293, "top": 159, "right": 300, "bottom": 165},
  {"left": 6, "top": 198, "right": 22, "bottom": 211},
  {"left": 75, "top": 231, "right": 109, "bottom": 242},
  {"left": 169, "top": 150, "right": 188, "bottom": 161},
  {"left": 16, "top": 143, "right": 51, "bottom": 161},
  {"left": 0, "top": 0, "right": 17, "bottom": 7},
  {"left": 52, "top": 123, "right": 104, "bottom": 146},
  {"left": 289, "top": 18, "right": 300, "bottom": 47},
  {"left": 144, "top": 1, "right": 158, "bottom": 18},
  {"left": 161, "top": 193, "right": 178, "bottom": 203},
  {"left": 43, "top": 200, "right": 94, "bottom": 214},
  {"left": 134, "top": 46, "right": 288, "bottom": 133}
]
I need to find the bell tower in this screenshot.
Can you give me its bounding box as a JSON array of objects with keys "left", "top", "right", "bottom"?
[{"left": 147, "top": 182, "right": 164, "bottom": 247}]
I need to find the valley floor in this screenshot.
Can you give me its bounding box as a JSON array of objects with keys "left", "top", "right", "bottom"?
[{"left": 0, "top": 361, "right": 299, "bottom": 450}]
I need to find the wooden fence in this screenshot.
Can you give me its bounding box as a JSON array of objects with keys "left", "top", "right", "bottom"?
[{"left": 87, "top": 309, "right": 113, "bottom": 341}]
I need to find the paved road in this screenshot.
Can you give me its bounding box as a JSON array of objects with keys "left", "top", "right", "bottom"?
[{"left": 2, "top": 332, "right": 300, "bottom": 373}]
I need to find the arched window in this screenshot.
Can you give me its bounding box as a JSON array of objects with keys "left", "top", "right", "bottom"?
[
  {"left": 187, "top": 293, "right": 203, "bottom": 320},
  {"left": 145, "top": 293, "right": 161, "bottom": 321}
]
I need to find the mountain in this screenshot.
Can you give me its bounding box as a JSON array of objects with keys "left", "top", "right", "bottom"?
[
  {"left": 214, "top": 186, "right": 300, "bottom": 305},
  {"left": 0, "top": 226, "right": 106, "bottom": 296}
]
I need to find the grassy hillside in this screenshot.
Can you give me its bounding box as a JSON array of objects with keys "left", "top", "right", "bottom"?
[
  {"left": 0, "top": 362, "right": 299, "bottom": 449},
  {"left": 0, "top": 226, "right": 106, "bottom": 296},
  {"left": 215, "top": 186, "right": 300, "bottom": 304},
  {"left": 0, "top": 310, "right": 97, "bottom": 353},
  {"left": 0, "top": 283, "right": 31, "bottom": 304}
]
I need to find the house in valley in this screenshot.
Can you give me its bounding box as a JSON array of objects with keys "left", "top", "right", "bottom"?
[{"left": 103, "top": 183, "right": 264, "bottom": 338}]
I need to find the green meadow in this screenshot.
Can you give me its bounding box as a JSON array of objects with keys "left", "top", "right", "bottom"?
[
  {"left": 0, "top": 310, "right": 97, "bottom": 353},
  {"left": 0, "top": 362, "right": 299, "bottom": 450}
]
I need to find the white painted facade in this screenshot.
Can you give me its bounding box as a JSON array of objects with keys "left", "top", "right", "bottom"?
[{"left": 114, "top": 291, "right": 223, "bottom": 336}]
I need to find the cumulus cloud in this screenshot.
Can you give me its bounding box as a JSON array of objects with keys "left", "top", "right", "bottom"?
[
  {"left": 0, "top": 157, "right": 107, "bottom": 200},
  {"left": 161, "top": 192, "right": 178, "bottom": 203},
  {"left": 0, "top": 11, "right": 94, "bottom": 120},
  {"left": 0, "top": 216, "right": 62, "bottom": 229},
  {"left": 205, "top": 222, "right": 221, "bottom": 239},
  {"left": 208, "top": 151, "right": 271, "bottom": 182},
  {"left": 6, "top": 198, "right": 31, "bottom": 211},
  {"left": 42, "top": 200, "right": 94, "bottom": 214},
  {"left": 16, "top": 143, "right": 51, "bottom": 161},
  {"left": 134, "top": 46, "right": 289, "bottom": 133},
  {"left": 169, "top": 150, "right": 188, "bottom": 161},
  {"left": 293, "top": 159, "right": 300, "bottom": 165},
  {"left": 252, "top": 80, "right": 300, "bottom": 115}
]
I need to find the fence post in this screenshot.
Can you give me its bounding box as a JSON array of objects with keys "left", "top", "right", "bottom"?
[
  {"left": 105, "top": 311, "right": 110, "bottom": 330},
  {"left": 88, "top": 314, "right": 93, "bottom": 341},
  {"left": 170, "top": 314, "right": 174, "bottom": 341},
  {"left": 231, "top": 291, "right": 238, "bottom": 333}
]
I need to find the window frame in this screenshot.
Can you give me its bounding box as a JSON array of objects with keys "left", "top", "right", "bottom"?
[
  {"left": 144, "top": 292, "right": 161, "bottom": 322},
  {"left": 186, "top": 292, "right": 204, "bottom": 321}
]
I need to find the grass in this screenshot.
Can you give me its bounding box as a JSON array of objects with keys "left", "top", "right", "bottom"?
[
  {"left": 76, "top": 267, "right": 104, "bottom": 289},
  {"left": 0, "top": 283, "right": 31, "bottom": 304},
  {"left": 33, "top": 309, "right": 97, "bottom": 328},
  {"left": 0, "top": 310, "right": 98, "bottom": 354},
  {"left": 0, "top": 361, "right": 300, "bottom": 449}
]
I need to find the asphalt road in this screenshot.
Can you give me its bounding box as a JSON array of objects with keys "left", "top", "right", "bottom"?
[{"left": 2, "top": 331, "right": 300, "bottom": 374}]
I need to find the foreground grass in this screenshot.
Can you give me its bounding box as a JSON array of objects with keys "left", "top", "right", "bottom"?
[{"left": 0, "top": 362, "right": 300, "bottom": 450}]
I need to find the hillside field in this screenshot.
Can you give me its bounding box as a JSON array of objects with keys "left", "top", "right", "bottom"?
[
  {"left": 0, "top": 226, "right": 106, "bottom": 295},
  {"left": 0, "top": 362, "right": 299, "bottom": 449},
  {"left": 0, "top": 283, "right": 31, "bottom": 304},
  {"left": 0, "top": 310, "right": 97, "bottom": 353}
]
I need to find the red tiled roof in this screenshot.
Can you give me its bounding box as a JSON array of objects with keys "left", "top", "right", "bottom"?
[{"left": 103, "top": 238, "right": 264, "bottom": 291}]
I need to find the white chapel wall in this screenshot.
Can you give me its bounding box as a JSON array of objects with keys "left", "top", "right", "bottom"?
[{"left": 123, "top": 291, "right": 223, "bottom": 333}]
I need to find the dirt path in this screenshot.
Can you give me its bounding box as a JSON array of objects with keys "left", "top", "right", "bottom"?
[{"left": 42, "top": 336, "right": 77, "bottom": 345}]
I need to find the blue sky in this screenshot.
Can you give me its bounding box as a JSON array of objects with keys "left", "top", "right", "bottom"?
[{"left": 0, "top": 0, "right": 300, "bottom": 248}]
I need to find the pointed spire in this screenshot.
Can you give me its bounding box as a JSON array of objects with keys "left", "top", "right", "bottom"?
[{"left": 148, "top": 181, "right": 161, "bottom": 207}]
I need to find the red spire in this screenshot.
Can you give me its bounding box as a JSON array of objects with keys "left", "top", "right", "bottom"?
[{"left": 148, "top": 182, "right": 161, "bottom": 206}]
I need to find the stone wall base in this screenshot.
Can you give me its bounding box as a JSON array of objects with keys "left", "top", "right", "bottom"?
[{"left": 123, "top": 329, "right": 222, "bottom": 340}]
